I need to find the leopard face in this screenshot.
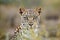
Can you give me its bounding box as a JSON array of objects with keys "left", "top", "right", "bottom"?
[{"left": 19, "top": 8, "right": 41, "bottom": 29}]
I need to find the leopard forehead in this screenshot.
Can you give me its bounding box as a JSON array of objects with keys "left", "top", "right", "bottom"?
[
  {"left": 22, "top": 9, "right": 38, "bottom": 17},
  {"left": 21, "top": 9, "right": 39, "bottom": 21},
  {"left": 20, "top": 9, "right": 40, "bottom": 27},
  {"left": 27, "top": 9, "right": 35, "bottom": 14}
]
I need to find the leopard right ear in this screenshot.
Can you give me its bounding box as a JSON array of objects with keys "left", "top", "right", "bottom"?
[
  {"left": 36, "top": 7, "right": 41, "bottom": 15},
  {"left": 19, "top": 8, "right": 25, "bottom": 15}
]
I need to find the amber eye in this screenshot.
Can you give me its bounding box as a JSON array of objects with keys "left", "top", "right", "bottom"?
[
  {"left": 24, "top": 17, "right": 28, "bottom": 20},
  {"left": 33, "top": 16, "right": 37, "bottom": 20}
]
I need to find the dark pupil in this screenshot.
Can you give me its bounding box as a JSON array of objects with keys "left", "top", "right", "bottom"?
[
  {"left": 46, "top": 16, "right": 59, "bottom": 20},
  {"left": 33, "top": 16, "right": 37, "bottom": 20},
  {"left": 24, "top": 17, "right": 28, "bottom": 20}
]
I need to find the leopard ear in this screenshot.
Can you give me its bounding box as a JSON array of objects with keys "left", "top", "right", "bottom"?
[
  {"left": 36, "top": 7, "right": 41, "bottom": 15},
  {"left": 19, "top": 8, "right": 25, "bottom": 15}
]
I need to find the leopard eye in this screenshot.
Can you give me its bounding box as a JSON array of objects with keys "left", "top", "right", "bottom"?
[
  {"left": 33, "top": 16, "right": 37, "bottom": 20},
  {"left": 24, "top": 17, "right": 28, "bottom": 20}
]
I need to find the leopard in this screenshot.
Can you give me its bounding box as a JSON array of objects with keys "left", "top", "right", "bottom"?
[{"left": 9, "top": 7, "right": 43, "bottom": 40}]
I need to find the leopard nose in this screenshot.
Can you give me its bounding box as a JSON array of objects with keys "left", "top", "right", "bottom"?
[{"left": 29, "top": 24, "right": 33, "bottom": 26}]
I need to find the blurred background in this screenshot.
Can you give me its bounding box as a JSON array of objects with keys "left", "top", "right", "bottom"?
[{"left": 0, "top": 0, "right": 60, "bottom": 40}]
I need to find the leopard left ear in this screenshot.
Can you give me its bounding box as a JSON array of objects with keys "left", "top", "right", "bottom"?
[
  {"left": 36, "top": 7, "right": 41, "bottom": 15},
  {"left": 19, "top": 8, "right": 25, "bottom": 15}
]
